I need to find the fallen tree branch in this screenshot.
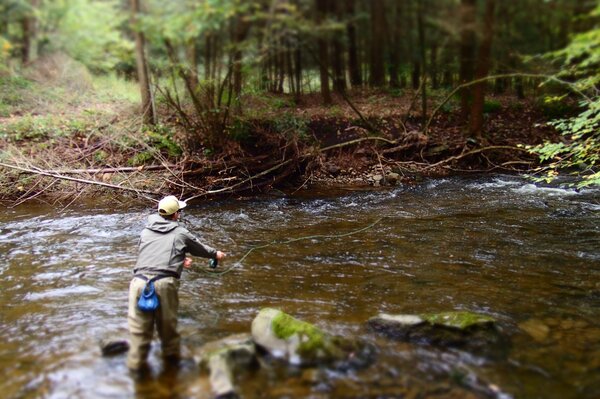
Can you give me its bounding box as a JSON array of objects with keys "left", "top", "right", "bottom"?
[
  {"left": 501, "top": 160, "right": 533, "bottom": 166},
  {"left": 13, "top": 178, "right": 58, "bottom": 207},
  {"left": 51, "top": 165, "right": 177, "bottom": 174},
  {"left": 319, "top": 136, "right": 398, "bottom": 152},
  {"left": 187, "top": 140, "right": 526, "bottom": 201},
  {"left": 184, "top": 158, "right": 295, "bottom": 202},
  {"left": 0, "top": 162, "right": 158, "bottom": 198},
  {"left": 381, "top": 143, "right": 419, "bottom": 155},
  {"left": 424, "top": 145, "right": 533, "bottom": 169}
]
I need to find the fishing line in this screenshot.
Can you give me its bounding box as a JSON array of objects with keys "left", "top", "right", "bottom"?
[{"left": 196, "top": 217, "right": 386, "bottom": 277}]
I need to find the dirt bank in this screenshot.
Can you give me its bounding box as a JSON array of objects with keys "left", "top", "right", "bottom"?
[{"left": 0, "top": 89, "right": 560, "bottom": 205}]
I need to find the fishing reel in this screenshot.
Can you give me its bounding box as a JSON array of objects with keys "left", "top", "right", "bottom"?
[{"left": 209, "top": 258, "right": 218, "bottom": 269}]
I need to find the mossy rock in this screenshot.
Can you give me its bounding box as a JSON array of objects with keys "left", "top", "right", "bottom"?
[
  {"left": 368, "top": 311, "right": 508, "bottom": 358},
  {"left": 420, "top": 311, "right": 496, "bottom": 330},
  {"left": 252, "top": 308, "right": 368, "bottom": 367},
  {"left": 271, "top": 310, "right": 329, "bottom": 356}
]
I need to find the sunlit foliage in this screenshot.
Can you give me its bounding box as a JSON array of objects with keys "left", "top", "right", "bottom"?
[
  {"left": 528, "top": 2, "right": 600, "bottom": 188},
  {"left": 42, "top": 0, "right": 132, "bottom": 73}
]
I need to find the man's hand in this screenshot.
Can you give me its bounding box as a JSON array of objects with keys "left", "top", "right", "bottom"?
[
  {"left": 216, "top": 251, "right": 226, "bottom": 260},
  {"left": 183, "top": 257, "right": 192, "bottom": 269}
]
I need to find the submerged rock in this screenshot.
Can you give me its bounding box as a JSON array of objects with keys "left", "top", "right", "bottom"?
[
  {"left": 518, "top": 318, "right": 550, "bottom": 343},
  {"left": 368, "top": 311, "right": 507, "bottom": 357},
  {"left": 99, "top": 338, "right": 129, "bottom": 356},
  {"left": 251, "top": 308, "right": 367, "bottom": 367},
  {"left": 194, "top": 333, "right": 257, "bottom": 398}
]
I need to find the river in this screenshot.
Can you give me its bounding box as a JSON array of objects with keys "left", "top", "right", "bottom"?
[{"left": 1, "top": 175, "right": 599, "bottom": 399}]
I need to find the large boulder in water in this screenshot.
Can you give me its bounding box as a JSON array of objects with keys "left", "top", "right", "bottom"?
[
  {"left": 194, "top": 333, "right": 257, "bottom": 398},
  {"left": 368, "top": 311, "right": 508, "bottom": 358},
  {"left": 251, "top": 308, "right": 369, "bottom": 367}
]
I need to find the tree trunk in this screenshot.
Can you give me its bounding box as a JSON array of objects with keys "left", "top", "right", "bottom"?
[
  {"left": 20, "top": 0, "right": 39, "bottom": 64},
  {"left": 332, "top": 38, "right": 346, "bottom": 93},
  {"left": 277, "top": 38, "right": 285, "bottom": 93},
  {"left": 20, "top": 18, "right": 31, "bottom": 64},
  {"left": 459, "top": 0, "right": 476, "bottom": 120},
  {"left": 406, "top": 0, "right": 417, "bottom": 90},
  {"left": 186, "top": 40, "right": 199, "bottom": 93},
  {"left": 369, "top": 0, "right": 386, "bottom": 87},
  {"left": 130, "top": 0, "right": 155, "bottom": 125},
  {"left": 493, "top": 1, "right": 509, "bottom": 94},
  {"left": 330, "top": 0, "right": 345, "bottom": 94},
  {"left": 442, "top": 46, "right": 454, "bottom": 88},
  {"left": 294, "top": 47, "right": 302, "bottom": 95},
  {"left": 493, "top": 74, "right": 506, "bottom": 94},
  {"left": 557, "top": 0, "right": 570, "bottom": 49},
  {"left": 232, "top": 16, "right": 250, "bottom": 110},
  {"left": 232, "top": 46, "right": 244, "bottom": 106},
  {"left": 317, "top": 37, "right": 331, "bottom": 103},
  {"left": 164, "top": 40, "right": 204, "bottom": 120},
  {"left": 346, "top": 0, "right": 361, "bottom": 88},
  {"left": 515, "top": 76, "right": 525, "bottom": 99},
  {"left": 469, "top": 0, "right": 496, "bottom": 139},
  {"left": 417, "top": 0, "right": 427, "bottom": 121},
  {"left": 412, "top": 62, "right": 421, "bottom": 90},
  {"left": 211, "top": 35, "right": 221, "bottom": 82},
  {"left": 316, "top": 0, "right": 331, "bottom": 104},
  {"left": 388, "top": 1, "right": 402, "bottom": 89},
  {"left": 267, "top": 49, "right": 275, "bottom": 92},
  {"left": 430, "top": 41, "right": 438, "bottom": 90},
  {"left": 442, "top": 69, "right": 453, "bottom": 88},
  {"left": 286, "top": 38, "right": 295, "bottom": 95},
  {"left": 573, "top": 0, "right": 594, "bottom": 33},
  {"left": 205, "top": 34, "right": 212, "bottom": 81}
]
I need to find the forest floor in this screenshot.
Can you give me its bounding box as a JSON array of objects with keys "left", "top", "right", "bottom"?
[{"left": 0, "top": 62, "right": 565, "bottom": 205}]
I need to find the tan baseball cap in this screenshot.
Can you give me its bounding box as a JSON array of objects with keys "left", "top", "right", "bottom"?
[{"left": 158, "top": 195, "right": 187, "bottom": 216}]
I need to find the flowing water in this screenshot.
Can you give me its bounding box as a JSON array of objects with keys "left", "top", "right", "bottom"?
[{"left": 1, "top": 175, "right": 599, "bottom": 399}]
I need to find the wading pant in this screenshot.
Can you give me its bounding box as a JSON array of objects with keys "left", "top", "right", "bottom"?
[{"left": 127, "top": 275, "right": 180, "bottom": 370}]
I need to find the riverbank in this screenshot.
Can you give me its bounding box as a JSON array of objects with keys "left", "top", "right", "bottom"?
[{"left": 0, "top": 68, "right": 563, "bottom": 205}]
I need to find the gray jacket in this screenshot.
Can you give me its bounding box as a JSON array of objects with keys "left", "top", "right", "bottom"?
[{"left": 134, "top": 214, "right": 217, "bottom": 278}]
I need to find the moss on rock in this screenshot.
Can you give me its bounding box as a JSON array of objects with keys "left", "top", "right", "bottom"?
[
  {"left": 271, "top": 309, "right": 328, "bottom": 354},
  {"left": 252, "top": 308, "right": 369, "bottom": 367},
  {"left": 368, "top": 311, "right": 507, "bottom": 358},
  {"left": 420, "top": 311, "right": 496, "bottom": 330}
]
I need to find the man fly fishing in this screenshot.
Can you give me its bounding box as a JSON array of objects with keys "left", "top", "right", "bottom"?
[{"left": 127, "top": 195, "right": 226, "bottom": 372}]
